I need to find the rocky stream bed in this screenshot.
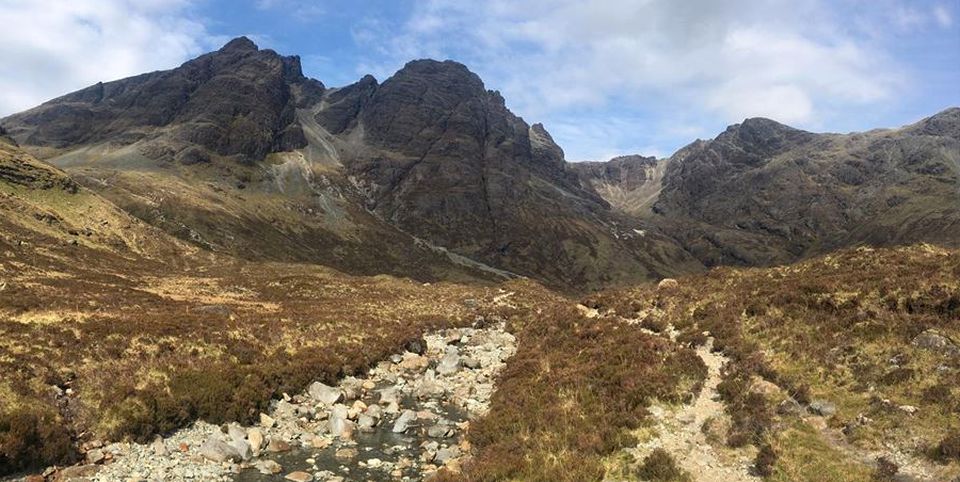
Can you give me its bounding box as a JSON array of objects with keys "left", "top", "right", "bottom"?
[{"left": 28, "top": 322, "right": 516, "bottom": 482}]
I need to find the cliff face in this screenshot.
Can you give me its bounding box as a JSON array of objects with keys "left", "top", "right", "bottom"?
[
  {"left": 3, "top": 37, "right": 324, "bottom": 165},
  {"left": 581, "top": 110, "right": 960, "bottom": 267},
  {"left": 0, "top": 40, "right": 701, "bottom": 291}
]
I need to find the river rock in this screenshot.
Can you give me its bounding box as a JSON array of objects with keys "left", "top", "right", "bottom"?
[
  {"left": 232, "top": 439, "right": 253, "bottom": 461},
  {"left": 435, "top": 446, "right": 461, "bottom": 464},
  {"left": 260, "top": 412, "right": 276, "bottom": 428},
  {"left": 285, "top": 471, "right": 313, "bottom": 482},
  {"left": 428, "top": 424, "right": 454, "bottom": 438},
  {"left": 329, "top": 404, "right": 355, "bottom": 438},
  {"left": 257, "top": 459, "right": 283, "bottom": 475},
  {"left": 86, "top": 448, "right": 105, "bottom": 464},
  {"left": 227, "top": 424, "right": 247, "bottom": 443},
  {"left": 248, "top": 428, "right": 264, "bottom": 454},
  {"left": 199, "top": 438, "right": 241, "bottom": 463},
  {"left": 308, "top": 382, "right": 344, "bottom": 405},
  {"left": 357, "top": 414, "right": 377, "bottom": 431},
  {"left": 393, "top": 409, "right": 417, "bottom": 433},
  {"left": 378, "top": 387, "right": 400, "bottom": 405},
  {"left": 437, "top": 351, "right": 461, "bottom": 375},
  {"left": 266, "top": 437, "right": 292, "bottom": 453}
]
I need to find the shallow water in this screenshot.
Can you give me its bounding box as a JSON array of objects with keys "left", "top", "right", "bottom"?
[{"left": 236, "top": 393, "right": 470, "bottom": 481}]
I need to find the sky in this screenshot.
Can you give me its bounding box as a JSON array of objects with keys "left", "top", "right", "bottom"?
[{"left": 0, "top": 0, "right": 957, "bottom": 161}]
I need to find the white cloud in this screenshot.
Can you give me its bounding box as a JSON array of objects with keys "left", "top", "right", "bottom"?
[
  {"left": 0, "top": 0, "right": 211, "bottom": 115},
  {"left": 934, "top": 5, "right": 954, "bottom": 27},
  {"left": 353, "top": 0, "right": 926, "bottom": 157}
]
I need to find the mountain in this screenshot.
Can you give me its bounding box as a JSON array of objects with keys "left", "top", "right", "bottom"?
[
  {"left": 570, "top": 154, "right": 665, "bottom": 216},
  {"left": 578, "top": 109, "right": 960, "bottom": 267},
  {"left": 1, "top": 37, "right": 701, "bottom": 291}
]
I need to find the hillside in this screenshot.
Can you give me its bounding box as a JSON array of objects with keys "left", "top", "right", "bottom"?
[
  {"left": 578, "top": 110, "right": 960, "bottom": 268},
  {"left": 1, "top": 38, "right": 702, "bottom": 292}
]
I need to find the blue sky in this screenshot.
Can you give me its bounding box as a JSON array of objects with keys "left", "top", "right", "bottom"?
[{"left": 1, "top": 0, "right": 958, "bottom": 160}]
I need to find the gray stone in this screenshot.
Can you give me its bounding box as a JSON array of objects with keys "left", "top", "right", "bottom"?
[
  {"left": 257, "top": 460, "right": 283, "bottom": 475},
  {"left": 912, "top": 329, "right": 960, "bottom": 356},
  {"left": 199, "top": 438, "right": 241, "bottom": 463},
  {"left": 392, "top": 409, "right": 417, "bottom": 433},
  {"left": 809, "top": 399, "right": 837, "bottom": 417},
  {"left": 435, "top": 446, "right": 461, "bottom": 464},
  {"left": 227, "top": 424, "right": 247, "bottom": 443},
  {"left": 329, "top": 404, "right": 355, "bottom": 438},
  {"left": 378, "top": 387, "right": 400, "bottom": 405},
  {"left": 357, "top": 414, "right": 377, "bottom": 431},
  {"left": 308, "top": 382, "right": 344, "bottom": 405},
  {"left": 462, "top": 357, "right": 481, "bottom": 369},
  {"left": 437, "top": 351, "right": 461, "bottom": 376},
  {"left": 232, "top": 439, "right": 253, "bottom": 461},
  {"left": 86, "top": 448, "right": 106, "bottom": 464},
  {"left": 427, "top": 424, "right": 453, "bottom": 438}
]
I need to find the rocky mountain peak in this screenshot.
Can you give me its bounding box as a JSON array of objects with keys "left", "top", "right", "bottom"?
[
  {"left": 907, "top": 107, "right": 960, "bottom": 138},
  {"left": 219, "top": 36, "right": 259, "bottom": 53}
]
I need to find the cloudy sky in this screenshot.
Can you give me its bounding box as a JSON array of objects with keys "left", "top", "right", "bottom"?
[{"left": 0, "top": 0, "right": 957, "bottom": 160}]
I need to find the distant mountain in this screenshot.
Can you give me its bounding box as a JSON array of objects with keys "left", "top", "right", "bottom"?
[
  {"left": 1, "top": 37, "right": 701, "bottom": 291},
  {"left": 570, "top": 154, "right": 665, "bottom": 216},
  {"left": 579, "top": 109, "right": 960, "bottom": 267}
]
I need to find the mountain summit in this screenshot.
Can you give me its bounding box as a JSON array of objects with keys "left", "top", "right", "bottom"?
[{"left": 0, "top": 37, "right": 700, "bottom": 291}]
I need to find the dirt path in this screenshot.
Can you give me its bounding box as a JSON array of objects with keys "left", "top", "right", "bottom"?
[{"left": 625, "top": 336, "right": 761, "bottom": 482}]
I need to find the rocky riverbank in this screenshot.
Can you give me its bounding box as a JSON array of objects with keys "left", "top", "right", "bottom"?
[{"left": 30, "top": 322, "right": 516, "bottom": 482}]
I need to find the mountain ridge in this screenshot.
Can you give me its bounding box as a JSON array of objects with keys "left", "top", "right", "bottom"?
[{"left": 2, "top": 37, "right": 958, "bottom": 289}]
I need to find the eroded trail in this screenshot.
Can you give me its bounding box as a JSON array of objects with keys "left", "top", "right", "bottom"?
[{"left": 623, "top": 336, "right": 761, "bottom": 482}]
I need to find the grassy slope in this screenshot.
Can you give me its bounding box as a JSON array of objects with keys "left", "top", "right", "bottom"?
[
  {"left": 588, "top": 244, "right": 960, "bottom": 480},
  {"left": 0, "top": 140, "right": 494, "bottom": 473}
]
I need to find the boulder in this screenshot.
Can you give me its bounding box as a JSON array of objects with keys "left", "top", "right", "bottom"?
[
  {"left": 358, "top": 414, "right": 377, "bottom": 431},
  {"left": 437, "top": 351, "right": 461, "bottom": 376},
  {"left": 809, "top": 399, "right": 837, "bottom": 417},
  {"left": 199, "top": 438, "right": 241, "bottom": 463},
  {"left": 392, "top": 409, "right": 418, "bottom": 433},
  {"left": 435, "top": 446, "right": 462, "bottom": 465},
  {"left": 257, "top": 460, "right": 283, "bottom": 475},
  {"left": 308, "top": 382, "right": 344, "bottom": 405},
  {"left": 266, "top": 437, "right": 292, "bottom": 453},
  {"left": 231, "top": 439, "right": 253, "bottom": 461},
  {"left": 259, "top": 412, "right": 276, "bottom": 428},
  {"left": 378, "top": 387, "right": 400, "bottom": 405},
  {"left": 329, "top": 404, "right": 355, "bottom": 438},
  {"left": 248, "top": 428, "right": 265, "bottom": 454},
  {"left": 912, "top": 329, "right": 960, "bottom": 356}
]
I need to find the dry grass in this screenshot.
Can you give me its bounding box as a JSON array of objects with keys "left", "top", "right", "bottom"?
[
  {"left": 587, "top": 244, "right": 960, "bottom": 479},
  {"left": 432, "top": 282, "right": 707, "bottom": 482}
]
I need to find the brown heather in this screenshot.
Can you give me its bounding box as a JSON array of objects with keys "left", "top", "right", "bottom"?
[{"left": 586, "top": 244, "right": 960, "bottom": 479}]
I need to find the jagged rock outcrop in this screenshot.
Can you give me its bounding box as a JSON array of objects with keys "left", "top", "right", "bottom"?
[
  {"left": 331, "top": 59, "right": 697, "bottom": 289},
  {"left": 582, "top": 110, "right": 960, "bottom": 267},
  {"left": 0, "top": 40, "right": 701, "bottom": 291},
  {"left": 3, "top": 36, "right": 324, "bottom": 165},
  {"left": 4, "top": 36, "right": 955, "bottom": 287}
]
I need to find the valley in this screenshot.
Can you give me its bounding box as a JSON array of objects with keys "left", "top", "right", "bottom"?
[{"left": 0, "top": 36, "right": 957, "bottom": 482}]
